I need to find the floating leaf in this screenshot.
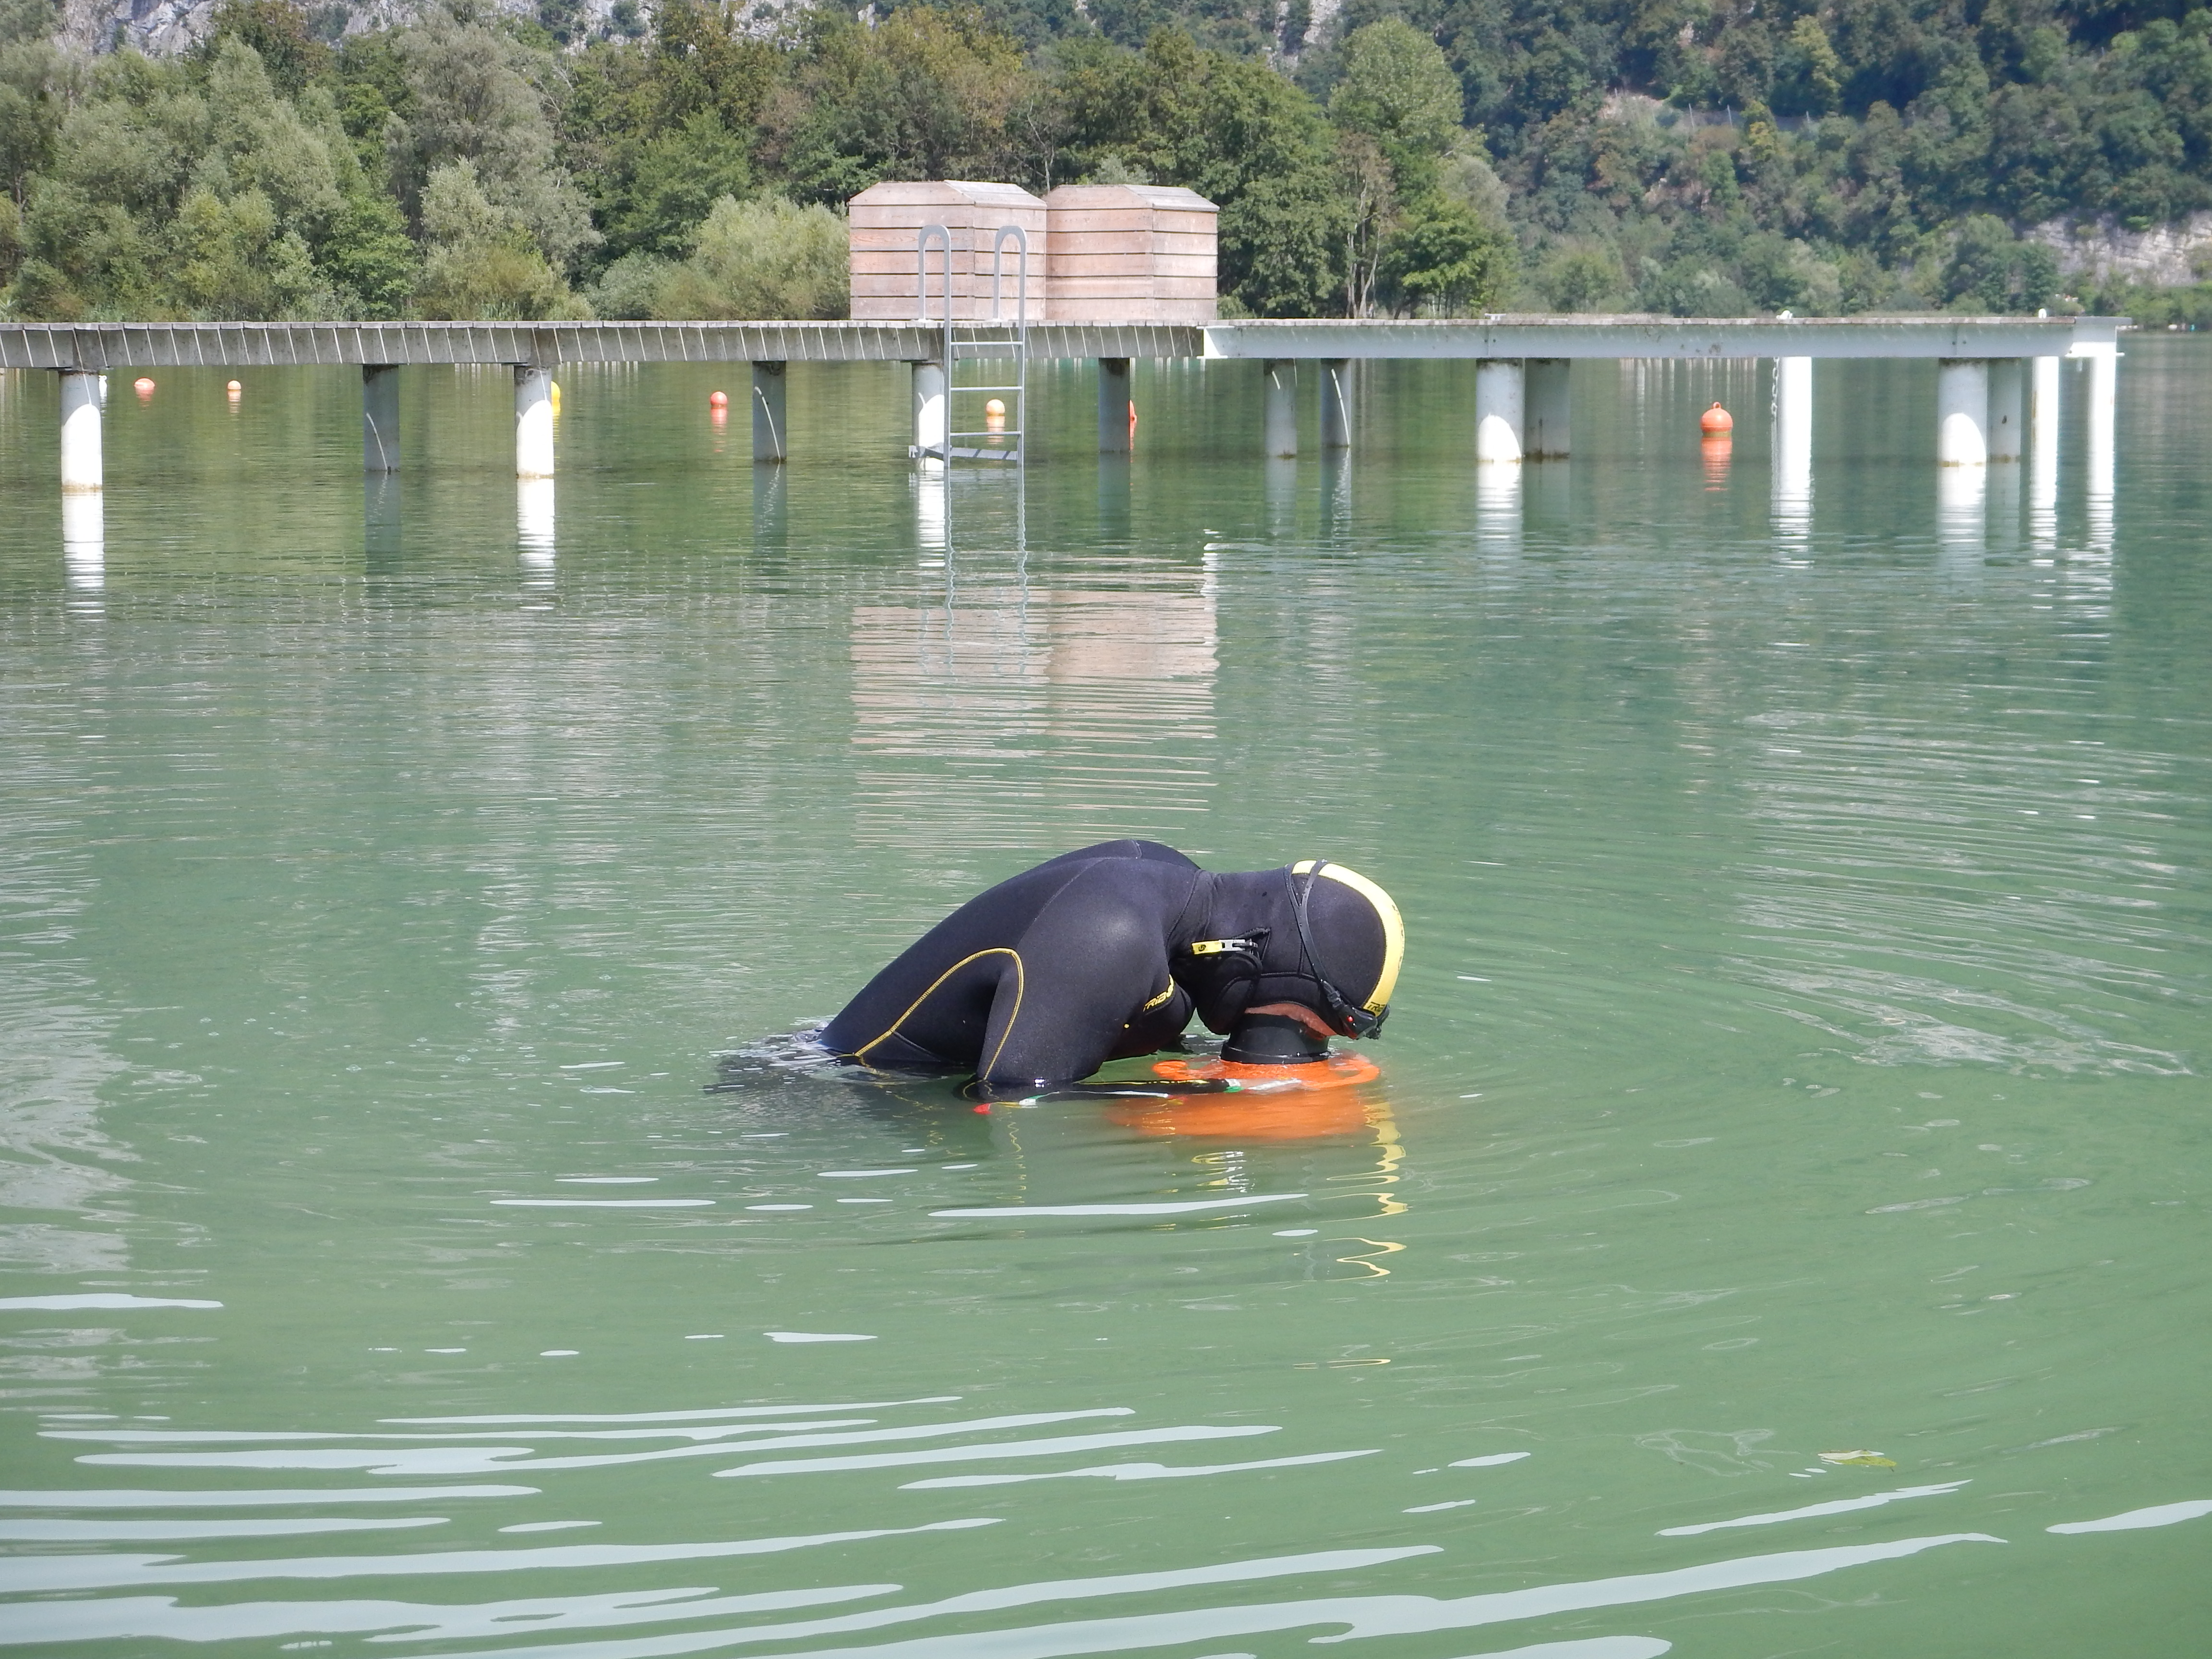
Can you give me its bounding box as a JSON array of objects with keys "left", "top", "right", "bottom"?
[{"left": 1819, "top": 1450, "right": 1898, "bottom": 1467}]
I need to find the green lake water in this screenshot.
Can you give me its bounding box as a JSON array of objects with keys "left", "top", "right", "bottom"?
[{"left": 0, "top": 342, "right": 2206, "bottom": 1658}]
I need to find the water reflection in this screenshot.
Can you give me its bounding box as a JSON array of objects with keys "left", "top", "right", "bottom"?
[
  {"left": 517, "top": 478, "right": 556, "bottom": 575},
  {"left": 848, "top": 566, "right": 1216, "bottom": 850},
  {"left": 1475, "top": 461, "right": 1520, "bottom": 557},
  {"left": 1936, "top": 465, "right": 1985, "bottom": 569},
  {"left": 61, "top": 494, "right": 102, "bottom": 594}
]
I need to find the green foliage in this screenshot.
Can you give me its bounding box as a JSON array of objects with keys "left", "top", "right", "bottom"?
[
  {"left": 653, "top": 192, "right": 847, "bottom": 319},
  {"left": 411, "top": 157, "right": 579, "bottom": 318},
  {"left": 1382, "top": 192, "right": 1516, "bottom": 313}
]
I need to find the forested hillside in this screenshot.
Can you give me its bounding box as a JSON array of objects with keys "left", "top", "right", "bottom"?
[{"left": 2, "top": 0, "right": 2208, "bottom": 322}]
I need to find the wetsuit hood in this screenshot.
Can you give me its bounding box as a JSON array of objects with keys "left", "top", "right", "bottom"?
[{"left": 1173, "top": 861, "right": 1404, "bottom": 1050}]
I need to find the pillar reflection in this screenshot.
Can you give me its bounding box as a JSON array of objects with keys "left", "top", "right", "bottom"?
[
  {"left": 752, "top": 461, "right": 788, "bottom": 553},
  {"left": 517, "top": 478, "right": 555, "bottom": 581},
  {"left": 62, "top": 492, "right": 104, "bottom": 593},
  {"left": 1936, "top": 463, "right": 1986, "bottom": 571},
  {"left": 914, "top": 465, "right": 948, "bottom": 553},
  {"left": 1476, "top": 460, "right": 1522, "bottom": 557},
  {"left": 365, "top": 474, "right": 401, "bottom": 574}
]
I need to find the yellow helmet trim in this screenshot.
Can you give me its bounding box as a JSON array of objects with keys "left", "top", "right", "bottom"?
[{"left": 1291, "top": 860, "right": 1404, "bottom": 1013}]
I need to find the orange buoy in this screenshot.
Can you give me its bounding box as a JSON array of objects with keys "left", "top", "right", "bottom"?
[
  {"left": 984, "top": 398, "right": 1007, "bottom": 418},
  {"left": 1152, "top": 1052, "right": 1379, "bottom": 1093},
  {"left": 1699, "top": 401, "right": 1732, "bottom": 433},
  {"left": 709, "top": 390, "right": 728, "bottom": 408},
  {"left": 132, "top": 377, "right": 155, "bottom": 397}
]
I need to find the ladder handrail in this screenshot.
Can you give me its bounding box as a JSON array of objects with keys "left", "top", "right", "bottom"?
[
  {"left": 988, "top": 224, "right": 1029, "bottom": 331},
  {"left": 915, "top": 224, "right": 953, "bottom": 325}
]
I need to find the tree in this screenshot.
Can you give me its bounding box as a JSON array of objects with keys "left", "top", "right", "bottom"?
[
  {"left": 411, "top": 158, "right": 577, "bottom": 318},
  {"left": 654, "top": 193, "right": 847, "bottom": 319},
  {"left": 390, "top": 12, "right": 598, "bottom": 273},
  {"left": 1382, "top": 193, "right": 1515, "bottom": 314}
]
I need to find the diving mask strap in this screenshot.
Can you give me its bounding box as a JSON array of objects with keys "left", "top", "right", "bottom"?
[{"left": 1291, "top": 861, "right": 1383, "bottom": 1039}]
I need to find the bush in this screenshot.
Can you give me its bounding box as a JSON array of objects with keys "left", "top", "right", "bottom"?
[{"left": 653, "top": 194, "right": 847, "bottom": 320}]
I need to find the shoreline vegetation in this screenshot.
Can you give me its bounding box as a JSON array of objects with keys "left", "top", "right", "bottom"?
[{"left": 1, "top": 0, "right": 2209, "bottom": 324}]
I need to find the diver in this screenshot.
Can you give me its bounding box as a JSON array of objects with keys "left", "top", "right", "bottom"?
[{"left": 817, "top": 840, "right": 1403, "bottom": 1101}]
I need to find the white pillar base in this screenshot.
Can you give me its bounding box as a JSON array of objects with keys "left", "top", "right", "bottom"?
[
  {"left": 1475, "top": 359, "right": 1524, "bottom": 463},
  {"left": 60, "top": 370, "right": 103, "bottom": 493},
  {"left": 1986, "top": 359, "right": 2024, "bottom": 462},
  {"left": 1264, "top": 360, "right": 1297, "bottom": 458},
  {"left": 1936, "top": 359, "right": 1989, "bottom": 467},
  {"left": 514, "top": 367, "right": 555, "bottom": 479},
  {"left": 751, "top": 361, "right": 786, "bottom": 463},
  {"left": 1524, "top": 359, "right": 1569, "bottom": 459},
  {"left": 913, "top": 360, "right": 946, "bottom": 460}
]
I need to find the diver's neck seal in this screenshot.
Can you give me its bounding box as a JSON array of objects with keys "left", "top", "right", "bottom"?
[{"left": 1221, "top": 1011, "right": 1329, "bottom": 1066}]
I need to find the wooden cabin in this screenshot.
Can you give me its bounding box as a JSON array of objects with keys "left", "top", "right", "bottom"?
[
  {"left": 1042, "top": 185, "right": 1219, "bottom": 324},
  {"left": 846, "top": 181, "right": 1049, "bottom": 322}
]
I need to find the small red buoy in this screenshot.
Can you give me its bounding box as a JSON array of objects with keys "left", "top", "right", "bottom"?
[
  {"left": 132, "top": 376, "right": 155, "bottom": 397},
  {"left": 709, "top": 390, "right": 729, "bottom": 408},
  {"left": 1699, "top": 401, "right": 1732, "bottom": 433}
]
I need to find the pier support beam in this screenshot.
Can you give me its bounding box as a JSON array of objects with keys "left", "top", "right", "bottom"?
[
  {"left": 1986, "top": 359, "right": 2024, "bottom": 462},
  {"left": 1264, "top": 360, "right": 1297, "bottom": 457},
  {"left": 1524, "top": 359, "right": 1569, "bottom": 459},
  {"left": 1936, "top": 359, "right": 1988, "bottom": 467},
  {"left": 60, "top": 369, "right": 102, "bottom": 493},
  {"left": 1319, "top": 359, "right": 1352, "bottom": 449},
  {"left": 1097, "top": 358, "right": 1131, "bottom": 454},
  {"left": 913, "top": 359, "right": 946, "bottom": 459},
  {"left": 2030, "top": 356, "right": 2061, "bottom": 453},
  {"left": 1773, "top": 356, "right": 1812, "bottom": 540},
  {"left": 363, "top": 366, "right": 400, "bottom": 472},
  {"left": 1474, "top": 359, "right": 1524, "bottom": 463},
  {"left": 750, "top": 361, "right": 787, "bottom": 463},
  {"left": 515, "top": 366, "right": 555, "bottom": 479}
]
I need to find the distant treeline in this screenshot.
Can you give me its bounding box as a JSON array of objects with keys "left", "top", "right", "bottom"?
[{"left": 1, "top": 0, "right": 2207, "bottom": 322}]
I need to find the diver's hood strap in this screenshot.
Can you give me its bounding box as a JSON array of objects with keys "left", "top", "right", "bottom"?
[{"left": 1291, "top": 861, "right": 1387, "bottom": 1040}]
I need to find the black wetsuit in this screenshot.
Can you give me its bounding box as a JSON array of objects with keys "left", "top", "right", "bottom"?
[{"left": 818, "top": 840, "right": 1396, "bottom": 1097}]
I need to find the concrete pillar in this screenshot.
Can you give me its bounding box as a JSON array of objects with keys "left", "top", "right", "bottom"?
[
  {"left": 2029, "top": 356, "right": 2061, "bottom": 464},
  {"left": 1524, "top": 359, "right": 1570, "bottom": 460},
  {"left": 1263, "top": 360, "right": 1297, "bottom": 458},
  {"left": 2084, "top": 344, "right": 2116, "bottom": 471},
  {"left": 751, "top": 361, "right": 787, "bottom": 463},
  {"left": 1097, "top": 358, "right": 1131, "bottom": 455},
  {"left": 913, "top": 359, "right": 946, "bottom": 459},
  {"left": 1773, "top": 356, "right": 1812, "bottom": 540},
  {"left": 1474, "top": 359, "right": 1524, "bottom": 463},
  {"left": 1319, "top": 359, "right": 1352, "bottom": 449},
  {"left": 60, "top": 370, "right": 102, "bottom": 493},
  {"left": 363, "top": 366, "right": 400, "bottom": 472},
  {"left": 1986, "top": 359, "right": 2023, "bottom": 462},
  {"left": 1936, "top": 359, "right": 1988, "bottom": 467},
  {"left": 515, "top": 366, "right": 555, "bottom": 479},
  {"left": 2084, "top": 345, "right": 2116, "bottom": 553}
]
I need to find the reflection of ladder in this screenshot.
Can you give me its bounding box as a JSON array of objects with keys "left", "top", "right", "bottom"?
[{"left": 916, "top": 224, "right": 1027, "bottom": 465}]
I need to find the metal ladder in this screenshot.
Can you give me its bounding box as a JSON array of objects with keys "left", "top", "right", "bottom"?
[{"left": 916, "top": 224, "right": 1028, "bottom": 465}]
